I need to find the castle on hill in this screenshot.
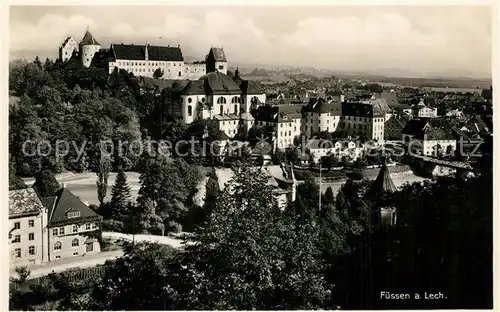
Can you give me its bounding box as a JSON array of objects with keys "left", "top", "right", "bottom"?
[{"left": 58, "top": 28, "right": 228, "bottom": 80}]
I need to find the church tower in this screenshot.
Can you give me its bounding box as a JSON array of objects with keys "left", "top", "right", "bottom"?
[
  {"left": 365, "top": 158, "right": 398, "bottom": 227},
  {"left": 205, "top": 47, "right": 227, "bottom": 75},
  {"left": 79, "top": 27, "right": 101, "bottom": 68}
]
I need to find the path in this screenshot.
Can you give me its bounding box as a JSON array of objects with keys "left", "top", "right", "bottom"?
[{"left": 11, "top": 232, "right": 190, "bottom": 280}]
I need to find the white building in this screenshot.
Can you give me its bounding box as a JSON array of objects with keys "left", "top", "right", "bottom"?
[
  {"left": 301, "top": 98, "right": 342, "bottom": 137},
  {"left": 402, "top": 119, "right": 457, "bottom": 156},
  {"left": 178, "top": 60, "right": 266, "bottom": 138},
  {"left": 341, "top": 102, "right": 385, "bottom": 143},
  {"left": 59, "top": 36, "right": 78, "bottom": 62}
]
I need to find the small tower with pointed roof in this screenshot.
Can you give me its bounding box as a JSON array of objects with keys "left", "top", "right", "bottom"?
[
  {"left": 365, "top": 157, "right": 397, "bottom": 227},
  {"left": 79, "top": 26, "right": 101, "bottom": 68}
]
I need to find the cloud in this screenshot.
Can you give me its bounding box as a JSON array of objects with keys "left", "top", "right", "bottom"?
[{"left": 9, "top": 6, "right": 491, "bottom": 77}]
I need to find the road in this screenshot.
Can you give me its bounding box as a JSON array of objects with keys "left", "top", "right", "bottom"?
[
  {"left": 24, "top": 171, "right": 428, "bottom": 205},
  {"left": 10, "top": 232, "right": 189, "bottom": 280},
  {"left": 318, "top": 171, "right": 428, "bottom": 194},
  {"left": 24, "top": 172, "right": 141, "bottom": 206}
]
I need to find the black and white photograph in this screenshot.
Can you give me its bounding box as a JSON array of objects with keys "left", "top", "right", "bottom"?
[{"left": 6, "top": 2, "right": 494, "bottom": 310}]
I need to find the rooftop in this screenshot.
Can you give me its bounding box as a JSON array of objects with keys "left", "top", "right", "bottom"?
[{"left": 9, "top": 188, "right": 45, "bottom": 218}]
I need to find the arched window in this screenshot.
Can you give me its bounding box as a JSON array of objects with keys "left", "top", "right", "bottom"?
[
  {"left": 231, "top": 96, "right": 239, "bottom": 104},
  {"left": 54, "top": 241, "right": 62, "bottom": 250},
  {"left": 188, "top": 106, "right": 192, "bottom": 117},
  {"left": 251, "top": 96, "right": 258, "bottom": 104},
  {"left": 72, "top": 238, "right": 79, "bottom": 247},
  {"left": 217, "top": 97, "right": 227, "bottom": 104},
  {"left": 188, "top": 97, "right": 192, "bottom": 103},
  {"left": 234, "top": 105, "right": 238, "bottom": 114}
]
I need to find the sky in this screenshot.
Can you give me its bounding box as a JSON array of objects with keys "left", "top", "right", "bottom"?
[{"left": 9, "top": 5, "right": 492, "bottom": 78}]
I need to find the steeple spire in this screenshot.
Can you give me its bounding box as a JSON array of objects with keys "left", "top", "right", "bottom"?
[{"left": 365, "top": 157, "right": 397, "bottom": 201}]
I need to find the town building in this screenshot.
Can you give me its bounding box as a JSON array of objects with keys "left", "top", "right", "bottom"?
[
  {"left": 179, "top": 65, "right": 266, "bottom": 138},
  {"left": 58, "top": 36, "right": 78, "bottom": 63},
  {"left": 43, "top": 186, "right": 103, "bottom": 261},
  {"left": 402, "top": 119, "right": 456, "bottom": 157},
  {"left": 341, "top": 102, "right": 386, "bottom": 142},
  {"left": 252, "top": 104, "right": 301, "bottom": 150},
  {"left": 301, "top": 98, "right": 342, "bottom": 138},
  {"left": 9, "top": 186, "right": 103, "bottom": 267},
  {"left": 306, "top": 139, "right": 360, "bottom": 164},
  {"left": 384, "top": 115, "right": 409, "bottom": 141},
  {"left": 9, "top": 188, "right": 49, "bottom": 267},
  {"left": 412, "top": 99, "right": 438, "bottom": 118}
]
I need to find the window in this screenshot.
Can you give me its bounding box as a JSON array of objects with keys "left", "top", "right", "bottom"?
[
  {"left": 220, "top": 106, "right": 223, "bottom": 115},
  {"left": 13, "top": 235, "right": 20, "bottom": 243},
  {"left": 231, "top": 96, "right": 239, "bottom": 104},
  {"left": 73, "top": 225, "right": 78, "bottom": 233},
  {"left": 234, "top": 105, "right": 238, "bottom": 114},
  {"left": 73, "top": 252, "right": 79, "bottom": 256},
  {"left": 217, "top": 97, "right": 227, "bottom": 104},
  {"left": 14, "top": 222, "right": 20, "bottom": 230},
  {"left": 188, "top": 106, "right": 192, "bottom": 117},
  {"left": 29, "top": 233, "right": 34, "bottom": 241},
  {"left": 54, "top": 241, "right": 62, "bottom": 250},
  {"left": 14, "top": 249, "right": 21, "bottom": 258},
  {"left": 72, "top": 239, "right": 79, "bottom": 247},
  {"left": 218, "top": 65, "right": 224, "bottom": 70},
  {"left": 86, "top": 223, "right": 91, "bottom": 230},
  {"left": 59, "top": 227, "right": 65, "bottom": 235},
  {"left": 55, "top": 255, "right": 61, "bottom": 259},
  {"left": 28, "top": 220, "right": 34, "bottom": 227},
  {"left": 67, "top": 211, "right": 80, "bottom": 218},
  {"left": 28, "top": 246, "right": 35, "bottom": 255},
  {"left": 91, "top": 223, "right": 97, "bottom": 230},
  {"left": 53, "top": 228, "right": 58, "bottom": 236},
  {"left": 178, "top": 71, "right": 181, "bottom": 77}
]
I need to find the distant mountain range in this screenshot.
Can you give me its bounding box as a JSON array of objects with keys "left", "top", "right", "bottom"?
[{"left": 10, "top": 49, "right": 491, "bottom": 83}]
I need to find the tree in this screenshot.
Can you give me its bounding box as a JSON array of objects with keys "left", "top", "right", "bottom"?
[
  {"left": 137, "top": 156, "right": 201, "bottom": 233},
  {"left": 153, "top": 68, "right": 164, "bottom": 79},
  {"left": 90, "top": 243, "right": 183, "bottom": 310},
  {"left": 138, "top": 198, "right": 165, "bottom": 235},
  {"left": 323, "top": 186, "right": 335, "bottom": 206},
  {"left": 186, "top": 165, "right": 331, "bottom": 309},
  {"left": 110, "top": 169, "right": 132, "bottom": 218},
  {"left": 273, "top": 149, "right": 286, "bottom": 164},
  {"left": 43, "top": 58, "right": 54, "bottom": 71},
  {"left": 33, "top": 170, "right": 60, "bottom": 197},
  {"left": 285, "top": 146, "right": 300, "bottom": 164},
  {"left": 9, "top": 158, "right": 27, "bottom": 190},
  {"left": 96, "top": 156, "right": 111, "bottom": 207},
  {"left": 33, "top": 56, "right": 42, "bottom": 69}
]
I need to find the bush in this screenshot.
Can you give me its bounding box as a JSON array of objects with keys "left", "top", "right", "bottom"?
[
  {"left": 167, "top": 221, "right": 182, "bottom": 234},
  {"left": 102, "top": 219, "right": 124, "bottom": 232}
]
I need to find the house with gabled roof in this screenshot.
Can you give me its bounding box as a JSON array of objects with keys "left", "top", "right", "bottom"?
[
  {"left": 43, "top": 186, "right": 102, "bottom": 261},
  {"left": 402, "top": 118, "right": 456, "bottom": 157}
]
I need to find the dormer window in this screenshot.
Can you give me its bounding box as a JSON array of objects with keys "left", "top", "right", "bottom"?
[{"left": 67, "top": 211, "right": 80, "bottom": 218}]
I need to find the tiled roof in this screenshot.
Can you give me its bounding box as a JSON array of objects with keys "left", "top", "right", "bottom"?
[
  {"left": 180, "top": 80, "right": 205, "bottom": 95},
  {"left": 79, "top": 30, "right": 100, "bottom": 46},
  {"left": 342, "top": 102, "right": 384, "bottom": 118},
  {"left": 48, "top": 188, "right": 102, "bottom": 227},
  {"left": 200, "top": 71, "right": 241, "bottom": 95},
  {"left": 111, "top": 43, "right": 183, "bottom": 62},
  {"left": 239, "top": 80, "right": 264, "bottom": 95},
  {"left": 209, "top": 47, "right": 227, "bottom": 62},
  {"left": 9, "top": 188, "right": 45, "bottom": 218},
  {"left": 402, "top": 119, "right": 429, "bottom": 136},
  {"left": 308, "top": 139, "right": 336, "bottom": 150},
  {"left": 213, "top": 114, "right": 240, "bottom": 120}
]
